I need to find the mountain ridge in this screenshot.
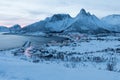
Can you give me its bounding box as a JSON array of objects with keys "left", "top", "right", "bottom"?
[
  {"left": 22, "top": 8, "right": 118, "bottom": 33},
  {"left": 1, "top": 8, "right": 120, "bottom": 34}
]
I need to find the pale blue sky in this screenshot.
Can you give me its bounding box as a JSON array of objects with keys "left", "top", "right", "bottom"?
[{"left": 0, "top": 0, "right": 120, "bottom": 27}]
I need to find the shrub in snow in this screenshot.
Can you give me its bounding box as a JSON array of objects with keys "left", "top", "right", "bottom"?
[
  {"left": 106, "top": 57, "right": 117, "bottom": 71},
  {"left": 116, "top": 48, "right": 120, "bottom": 53},
  {"left": 93, "top": 56, "right": 105, "bottom": 63}
]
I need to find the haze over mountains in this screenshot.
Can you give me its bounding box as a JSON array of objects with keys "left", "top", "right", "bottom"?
[{"left": 0, "top": 9, "right": 120, "bottom": 34}]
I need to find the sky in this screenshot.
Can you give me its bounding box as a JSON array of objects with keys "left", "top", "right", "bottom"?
[{"left": 0, "top": 0, "right": 120, "bottom": 27}]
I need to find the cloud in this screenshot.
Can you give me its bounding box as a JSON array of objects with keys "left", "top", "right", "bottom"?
[{"left": 0, "top": 0, "right": 120, "bottom": 27}]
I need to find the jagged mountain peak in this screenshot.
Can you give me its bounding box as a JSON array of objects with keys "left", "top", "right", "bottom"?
[
  {"left": 80, "top": 8, "right": 87, "bottom": 14},
  {"left": 75, "top": 9, "right": 99, "bottom": 21},
  {"left": 76, "top": 8, "right": 92, "bottom": 18}
]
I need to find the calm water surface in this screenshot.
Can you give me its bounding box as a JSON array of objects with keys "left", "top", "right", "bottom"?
[{"left": 0, "top": 33, "right": 65, "bottom": 50}]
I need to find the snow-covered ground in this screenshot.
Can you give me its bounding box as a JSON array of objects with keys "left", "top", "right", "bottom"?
[
  {"left": 0, "top": 55, "right": 120, "bottom": 80},
  {"left": 0, "top": 35, "right": 120, "bottom": 80},
  {"left": 49, "top": 37, "right": 120, "bottom": 53}
]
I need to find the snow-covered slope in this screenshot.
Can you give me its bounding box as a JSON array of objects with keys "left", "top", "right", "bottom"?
[
  {"left": 22, "top": 20, "right": 47, "bottom": 33},
  {"left": 102, "top": 15, "right": 120, "bottom": 32},
  {"left": 0, "top": 35, "right": 120, "bottom": 80},
  {"left": 0, "top": 57, "right": 120, "bottom": 80},
  {"left": 102, "top": 15, "right": 120, "bottom": 25},
  {"left": 0, "top": 26, "right": 9, "bottom": 32},
  {"left": 65, "top": 9, "right": 110, "bottom": 33},
  {"left": 22, "top": 14, "right": 73, "bottom": 33},
  {"left": 9, "top": 24, "right": 21, "bottom": 33},
  {"left": 45, "top": 14, "right": 73, "bottom": 32}
]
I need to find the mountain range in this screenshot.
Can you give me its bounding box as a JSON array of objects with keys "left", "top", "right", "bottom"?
[
  {"left": 0, "top": 24, "right": 21, "bottom": 33},
  {"left": 0, "top": 9, "right": 120, "bottom": 34},
  {"left": 0, "top": 26, "right": 9, "bottom": 32}
]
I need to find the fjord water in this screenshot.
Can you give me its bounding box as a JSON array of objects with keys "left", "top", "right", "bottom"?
[{"left": 0, "top": 33, "right": 65, "bottom": 50}]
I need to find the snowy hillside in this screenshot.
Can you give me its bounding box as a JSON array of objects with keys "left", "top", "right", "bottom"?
[
  {"left": 0, "top": 26, "right": 9, "bottom": 32},
  {"left": 102, "top": 15, "right": 120, "bottom": 32},
  {"left": 22, "top": 21, "right": 47, "bottom": 33},
  {"left": 45, "top": 14, "right": 73, "bottom": 32},
  {"left": 9, "top": 24, "right": 21, "bottom": 33},
  {"left": 102, "top": 15, "right": 120, "bottom": 25},
  {"left": 0, "top": 24, "right": 21, "bottom": 33},
  {"left": 65, "top": 9, "right": 110, "bottom": 33},
  {"left": 22, "top": 14, "right": 73, "bottom": 33},
  {"left": 0, "top": 58, "right": 120, "bottom": 80}
]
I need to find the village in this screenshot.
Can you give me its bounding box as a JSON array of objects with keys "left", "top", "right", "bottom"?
[{"left": 0, "top": 33, "right": 119, "bottom": 73}]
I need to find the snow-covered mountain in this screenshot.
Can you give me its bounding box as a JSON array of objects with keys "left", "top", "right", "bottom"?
[
  {"left": 45, "top": 14, "right": 73, "bottom": 32},
  {"left": 102, "top": 15, "right": 120, "bottom": 25},
  {"left": 102, "top": 15, "right": 120, "bottom": 32},
  {"left": 0, "top": 26, "right": 9, "bottom": 32},
  {"left": 21, "top": 9, "right": 120, "bottom": 34},
  {"left": 65, "top": 9, "right": 110, "bottom": 33},
  {"left": 22, "top": 20, "right": 47, "bottom": 33},
  {"left": 9, "top": 24, "right": 21, "bottom": 33},
  {"left": 22, "top": 14, "right": 73, "bottom": 33}
]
